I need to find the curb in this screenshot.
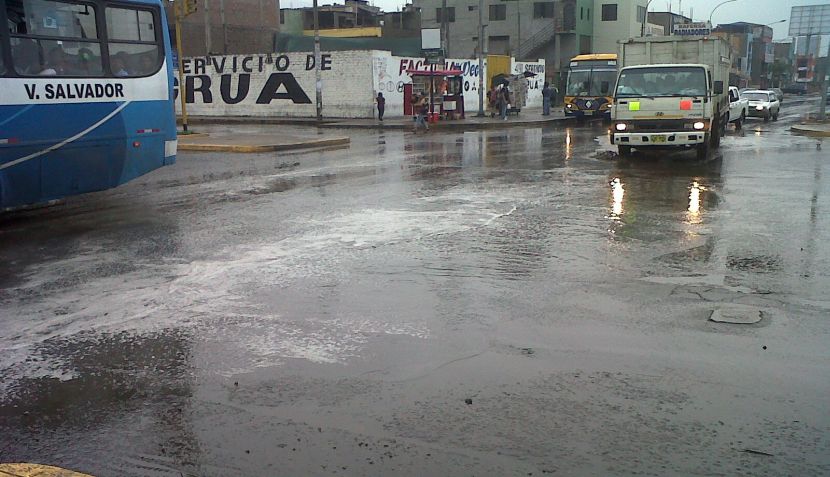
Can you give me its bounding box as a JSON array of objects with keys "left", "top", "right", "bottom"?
[
  {"left": 318, "top": 116, "right": 575, "bottom": 131},
  {"left": 177, "top": 136, "right": 350, "bottom": 153},
  {"left": 177, "top": 132, "right": 210, "bottom": 138},
  {"left": 0, "top": 463, "right": 93, "bottom": 476},
  {"left": 790, "top": 124, "right": 830, "bottom": 137}
]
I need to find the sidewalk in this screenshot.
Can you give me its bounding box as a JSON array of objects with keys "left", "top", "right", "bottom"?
[
  {"left": 791, "top": 122, "right": 830, "bottom": 137},
  {"left": 183, "top": 107, "right": 574, "bottom": 132},
  {"left": 177, "top": 124, "right": 350, "bottom": 153},
  {"left": 319, "top": 107, "right": 572, "bottom": 130}
]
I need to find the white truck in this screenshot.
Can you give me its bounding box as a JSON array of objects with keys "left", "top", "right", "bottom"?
[
  {"left": 728, "top": 86, "right": 749, "bottom": 130},
  {"left": 611, "top": 36, "right": 732, "bottom": 159}
]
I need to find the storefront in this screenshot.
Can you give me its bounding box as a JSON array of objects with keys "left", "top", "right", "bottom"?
[{"left": 403, "top": 68, "right": 465, "bottom": 120}]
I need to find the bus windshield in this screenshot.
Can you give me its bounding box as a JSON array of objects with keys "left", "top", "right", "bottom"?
[
  {"left": 616, "top": 66, "right": 707, "bottom": 98},
  {"left": 567, "top": 68, "right": 616, "bottom": 97}
]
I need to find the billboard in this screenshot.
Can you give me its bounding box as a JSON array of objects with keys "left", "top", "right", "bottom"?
[
  {"left": 674, "top": 22, "right": 712, "bottom": 36},
  {"left": 789, "top": 4, "right": 830, "bottom": 36}
]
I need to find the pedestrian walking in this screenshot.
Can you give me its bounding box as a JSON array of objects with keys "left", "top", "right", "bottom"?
[
  {"left": 412, "top": 93, "right": 429, "bottom": 132},
  {"left": 542, "top": 82, "right": 551, "bottom": 116},
  {"left": 376, "top": 92, "right": 386, "bottom": 121}
]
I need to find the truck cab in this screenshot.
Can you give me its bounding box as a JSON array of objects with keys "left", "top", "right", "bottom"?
[{"left": 610, "top": 37, "right": 732, "bottom": 160}]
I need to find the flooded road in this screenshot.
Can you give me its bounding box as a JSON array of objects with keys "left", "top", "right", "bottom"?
[{"left": 2, "top": 100, "right": 829, "bottom": 475}]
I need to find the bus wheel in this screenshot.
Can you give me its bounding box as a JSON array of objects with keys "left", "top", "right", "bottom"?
[{"left": 618, "top": 145, "right": 632, "bottom": 157}]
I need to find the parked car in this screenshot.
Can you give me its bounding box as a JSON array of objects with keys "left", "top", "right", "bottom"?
[
  {"left": 743, "top": 90, "right": 781, "bottom": 122},
  {"left": 782, "top": 83, "right": 807, "bottom": 95},
  {"left": 772, "top": 88, "right": 784, "bottom": 103},
  {"left": 728, "top": 86, "right": 749, "bottom": 130}
]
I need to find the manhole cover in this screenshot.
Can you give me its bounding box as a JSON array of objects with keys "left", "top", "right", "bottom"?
[{"left": 710, "top": 305, "right": 763, "bottom": 324}]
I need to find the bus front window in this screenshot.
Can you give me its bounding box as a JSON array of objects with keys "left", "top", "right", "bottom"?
[{"left": 567, "top": 70, "right": 592, "bottom": 96}]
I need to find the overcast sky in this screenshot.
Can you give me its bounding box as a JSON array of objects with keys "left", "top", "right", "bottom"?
[{"left": 281, "top": 0, "right": 830, "bottom": 40}]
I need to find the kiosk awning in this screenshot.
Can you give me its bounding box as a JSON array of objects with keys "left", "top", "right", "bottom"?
[{"left": 405, "top": 69, "right": 464, "bottom": 76}]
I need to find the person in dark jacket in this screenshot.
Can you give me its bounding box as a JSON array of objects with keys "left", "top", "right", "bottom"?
[{"left": 376, "top": 92, "right": 386, "bottom": 121}]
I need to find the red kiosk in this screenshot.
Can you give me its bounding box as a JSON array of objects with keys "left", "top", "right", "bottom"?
[{"left": 403, "top": 68, "right": 465, "bottom": 121}]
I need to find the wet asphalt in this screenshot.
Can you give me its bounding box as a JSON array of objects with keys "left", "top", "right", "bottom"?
[{"left": 1, "top": 97, "right": 829, "bottom": 476}]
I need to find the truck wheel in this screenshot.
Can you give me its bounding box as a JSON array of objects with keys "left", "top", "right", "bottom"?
[
  {"left": 735, "top": 113, "right": 743, "bottom": 130},
  {"left": 618, "top": 145, "right": 632, "bottom": 157},
  {"left": 763, "top": 114, "right": 769, "bottom": 122},
  {"left": 773, "top": 111, "right": 779, "bottom": 121},
  {"left": 712, "top": 121, "right": 721, "bottom": 149}
]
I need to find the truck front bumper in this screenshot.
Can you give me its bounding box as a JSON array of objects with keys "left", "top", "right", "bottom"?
[{"left": 611, "top": 131, "right": 707, "bottom": 146}]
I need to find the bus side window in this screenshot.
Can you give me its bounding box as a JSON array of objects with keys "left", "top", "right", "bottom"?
[
  {"left": 7, "top": 0, "right": 103, "bottom": 77},
  {"left": 106, "top": 7, "right": 161, "bottom": 77}
]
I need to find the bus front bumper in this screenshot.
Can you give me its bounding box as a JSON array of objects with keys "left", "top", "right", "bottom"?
[
  {"left": 611, "top": 132, "right": 707, "bottom": 146},
  {"left": 565, "top": 109, "right": 611, "bottom": 119}
]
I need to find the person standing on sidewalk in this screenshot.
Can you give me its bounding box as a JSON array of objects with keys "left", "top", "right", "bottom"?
[
  {"left": 542, "top": 82, "right": 552, "bottom": 116},
  {"left": 500, "top": 86, "right": 510, "bottom": 120},
  {"left": 376, "top": 92, "right": 386, "bottom": 121}
]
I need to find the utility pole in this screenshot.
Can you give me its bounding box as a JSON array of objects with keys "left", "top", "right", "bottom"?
[
  {"left": 476, "top": 0, "right": 485, "bottom": 117},
  {"left": 440, "top": 0, "right": 447, "bottom": 55},
  {"left": 219, "top": 0, "right": 228, "bottom": 53},
  {"left": 203, "top": 0, "right": 212, "bottom": 54},
  {"left": 313, "top": 0, "right": 323, "bottom": 120},
  {"left": 174, "top": 0, "right": 195, "bottom": 132}
]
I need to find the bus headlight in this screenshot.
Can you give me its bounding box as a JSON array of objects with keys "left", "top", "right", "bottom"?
[
  {"left": 566, "top": 103, "right": 574, "bottom": 109},
  {"left": 615, "top": 123, "right": 627, "bottom": 131},
  {"left": 693, "top": 121, "right": 705, "bottom": 130}
]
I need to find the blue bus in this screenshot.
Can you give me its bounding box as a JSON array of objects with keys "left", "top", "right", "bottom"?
[{"left": 0, "top": 0, "right": 177, "bottom": 210}]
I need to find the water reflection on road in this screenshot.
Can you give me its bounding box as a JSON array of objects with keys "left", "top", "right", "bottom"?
[{"left": 1, "top": 116, "right": 829, "bottom": 476}]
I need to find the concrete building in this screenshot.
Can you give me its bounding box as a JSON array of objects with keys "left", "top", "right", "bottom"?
[
  {"left": 646, "top": 11, "right": 691, "bottom": 36},
  {"left": 166, "top": 0, "right": 280, "bottom": 56},
  {"left": 712, "top": 22, "right": 773, "bottom": 88},
  {"left": 591, "top": 0, "right": 649, "bottom": 54},
  {"left": 382, "top": 5, "right": 422, "bottom": 38},
  {"left": 413, "top": 0, "right": 594, "bottom": 86}
]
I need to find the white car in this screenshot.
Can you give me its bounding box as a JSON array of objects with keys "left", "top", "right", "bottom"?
[
  {"left": 743, "top": 90, "right": 780, "bottom": 122},
  {"left": 728, "top": 86, "right": 749, "bottom": 130}
]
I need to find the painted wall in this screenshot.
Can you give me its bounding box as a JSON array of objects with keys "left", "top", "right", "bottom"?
[
  {"left": 174, "top": 51, "right": 376, "bottom": 118},
  {"left": 174, "top": 50, "right": 543, "bottom": 118}
]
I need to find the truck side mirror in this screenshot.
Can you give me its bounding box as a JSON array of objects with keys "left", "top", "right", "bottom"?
[{"left": 714, "top": 81, "right": 724, "bottom": 95}]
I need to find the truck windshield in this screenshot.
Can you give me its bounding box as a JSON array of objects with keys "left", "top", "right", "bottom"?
[
  {"left": 615, "top": 66, "right": 707, "bottom": 98},
  {"left": 567, "top": 69, "right": 616, "bottom": 97}
]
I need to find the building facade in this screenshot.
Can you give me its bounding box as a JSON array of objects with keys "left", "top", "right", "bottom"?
[
  {"left": 591, "top": 0, "right": 649, "bottom": 54},
  {"left": 166, "top": 0, "right": 280, "bottom": 56},
  {"left": 646, "top": 11, "right": 690, "bottom": 36},
  {"left": 413, "top": 0, "right": 594, "bottom": 85},
  {"left": 712, "top": 22, "right": 773, "bottom": 88}
]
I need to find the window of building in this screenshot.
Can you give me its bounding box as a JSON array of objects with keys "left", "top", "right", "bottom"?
[
  {"left": 489, "top": 4, "right": 506, "bottom": 21},
  {"left": 280, "top": 9, "right": 285, "bottom": 24},
  {"left": 7, "top": 0, "right": 103, "bottom": 76},
  {"left": 106, "top": 7, "right": 161, "bottom": 77},
  {"left": 587, "top": 8, "right": 590, "bottom": 20},
  {"left": 580, "top": 6, "right": 583, "bottom": 20},
  {"left": 488, "top": 35, "right": 510, "bottom": 54},
  {"left": 436, "top": 6, "right": 455, "bottom": 22},
  {"left": 534, "top": 2, "right": 554, "bottom": 19},
  {"left": 637, "top": 5, "right": 646, "bottom": 23},
  {"left": 601, "top": 3, "right": 617, "bottom": 21}
]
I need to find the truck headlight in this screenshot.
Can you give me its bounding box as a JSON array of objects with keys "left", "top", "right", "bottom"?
[
  {"left": 755, "top": 105, "right": 765, "bottom": 111},
  {"left": 615, "top": 123, "right": 627, "bottom": 131},
  {"left": 693, "top": 121, "right": 705, "bottom": 130}
]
